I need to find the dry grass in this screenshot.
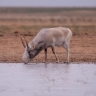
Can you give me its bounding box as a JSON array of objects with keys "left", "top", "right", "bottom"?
[{"left": 0, "top": 7, "right": 96, "bottom": 36}]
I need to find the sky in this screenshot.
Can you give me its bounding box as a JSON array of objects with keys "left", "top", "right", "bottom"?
[{"left": 0, "top": 0, "right": 96, "bottom": 7}]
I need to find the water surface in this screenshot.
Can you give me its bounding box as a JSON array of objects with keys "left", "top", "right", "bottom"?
[{"left": 0, "top": 63, "right": 96, "bottom": 96}]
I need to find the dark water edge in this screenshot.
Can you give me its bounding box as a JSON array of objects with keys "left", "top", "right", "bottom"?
[{"left": 0, "top": 62, "right": 96, "bottom": 64}]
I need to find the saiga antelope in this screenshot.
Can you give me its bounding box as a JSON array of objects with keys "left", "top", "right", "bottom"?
[{"left": 20, "top": 27, "right": 72, "bottom": 64}]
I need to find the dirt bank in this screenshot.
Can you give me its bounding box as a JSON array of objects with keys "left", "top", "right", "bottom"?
[{"left": 0, "top": 33, "right": 96, "bottom": 63}]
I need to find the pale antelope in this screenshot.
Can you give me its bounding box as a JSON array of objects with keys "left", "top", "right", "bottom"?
[{"left": 20, "top": 27, "right": 72, "bottom": 64}]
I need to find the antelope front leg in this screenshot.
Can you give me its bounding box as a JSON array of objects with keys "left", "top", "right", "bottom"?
[{"left": 51, "top": 47, "right": 59, "bottom": 63}]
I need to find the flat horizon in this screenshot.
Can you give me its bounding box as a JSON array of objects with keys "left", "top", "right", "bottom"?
[{"left": 0, "top": 0, "right": 96, "bottom": 7}]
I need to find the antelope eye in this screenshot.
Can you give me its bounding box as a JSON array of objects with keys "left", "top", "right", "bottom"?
[
  {"left": 28, "top": 51, "right": 32, "bottom": 58},
  {"left": 28, "top": 51, "right": 31, "bottom": 54}
]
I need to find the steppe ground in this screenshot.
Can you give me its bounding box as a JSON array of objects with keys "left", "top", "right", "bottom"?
[{"left": 0, "top": 7, "right": 96, "bottom": 63}]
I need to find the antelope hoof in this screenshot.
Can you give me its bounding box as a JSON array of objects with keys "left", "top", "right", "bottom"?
[
  {"left": 43, "top": 60, "right": 48, "bottom": 64},
  {"left": 56, "top": 60, "right": 59, "bottom": 63},
  {"left": 64, "top": 62, "right": 69, "bottom": 64}
]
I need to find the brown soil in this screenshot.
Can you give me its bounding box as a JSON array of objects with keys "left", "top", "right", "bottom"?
[{"left": 0, "top": 33, "right": 96, "bottom": 63}]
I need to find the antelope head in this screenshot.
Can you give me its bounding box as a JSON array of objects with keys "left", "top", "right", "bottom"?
[{"left": 20, "top": 36, "right": 36, "bottom": 64}]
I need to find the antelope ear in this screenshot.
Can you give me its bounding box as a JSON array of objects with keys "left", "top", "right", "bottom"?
[
  {"left": 30, "top": 45, "right": 35, "bottom": 50},
  {"left": 38, "top": 41, "right": 43, "bottom": 44},
  {"left": 28, "top": 44, "right": 35, "bottom": 50},
  {"left": 37, "top": 41, "right": 44, "bottom": 48}
]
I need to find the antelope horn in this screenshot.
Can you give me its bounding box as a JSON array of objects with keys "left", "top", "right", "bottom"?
[
  {"left": 23, "top": 36, "right": 29, "bottom": 49},
  {"left": 19, "top": 36, "right": 26, "bottom": 48}
]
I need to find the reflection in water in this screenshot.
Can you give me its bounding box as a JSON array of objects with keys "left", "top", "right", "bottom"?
[{"left": 0, "top": 63, "right": 96, "bottom": 96}]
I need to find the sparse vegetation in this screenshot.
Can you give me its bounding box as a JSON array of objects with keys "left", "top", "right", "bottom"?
[{"left": 0, "top": 7, "right": 96, "bottom": 36}]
